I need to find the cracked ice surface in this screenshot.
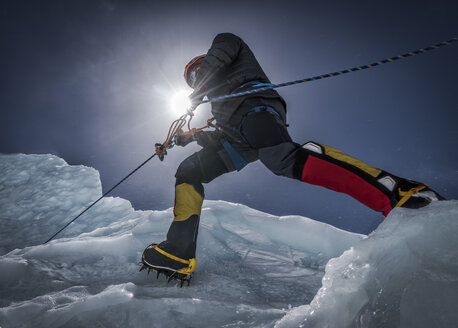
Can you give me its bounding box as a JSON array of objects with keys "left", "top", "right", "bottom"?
[
  {"left": 0, "top": 153, "right": 361, "bottom": 327},
  {"left": 275, "top": 200, "right": 458, "bottom": 328},
  {"left": 1, "top": 153, "right": 457, "bottom": 328}
]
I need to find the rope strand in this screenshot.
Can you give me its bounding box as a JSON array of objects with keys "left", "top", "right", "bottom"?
[
  {"left": 44, "top": 37, "right": 457, "bottom": 244},
  {"left": 201, "top": 37, "right": 458, "bottom": 104},
  {"left": 45, "top": 153, "right": 157, "bottom": 244}
]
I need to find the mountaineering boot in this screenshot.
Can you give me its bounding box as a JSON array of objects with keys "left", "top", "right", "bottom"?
[
  {"left": 141, "top": 244, "right": 197, "bottom": 287},
  {"left": 141, "top": 215, "right": 199, "bottom": 285},
  {"left": 393, "top": 178, "right": 445, "bottom": 210},
  {"left": 141, "top": 183, "right": 203, "bottom": 286},
  {"left": 295, "top": 142, "right": 445, "bottom": 217}
]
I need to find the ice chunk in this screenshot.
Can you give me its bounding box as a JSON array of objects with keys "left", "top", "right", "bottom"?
[
  {"left": 0, "top": 153, "right": 361, "bottom": 327},
  {"left": 1, "top": 153, "right": 456, "bottom": 328},
  {"left": 275, "top": 200, "right": 458, "bottom": 328}
]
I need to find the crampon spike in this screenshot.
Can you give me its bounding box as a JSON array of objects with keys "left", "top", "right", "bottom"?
[
  {"left": 167, "top": 272, "right": 176, "bottom": 283},
  {"left": 140, "top": 261, "right": 193, "bottom": 286}
]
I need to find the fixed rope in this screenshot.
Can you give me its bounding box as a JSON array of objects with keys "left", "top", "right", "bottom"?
[
  {"left": 201, "top": 37, "right": 458, "bottom": 104},
  {"left": 44, "top": 153, "right": 157, "bottom": 243},
  {"left": 44, "top": 37, "right": 456, "bottom": 244}
]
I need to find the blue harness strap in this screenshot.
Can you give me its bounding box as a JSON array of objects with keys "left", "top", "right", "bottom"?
[
  {"left": 247, "top": 105, "right": 280, "bottom": 117},
  {"left": 221, "top": 140, "right": 248, "bottom": 171}
]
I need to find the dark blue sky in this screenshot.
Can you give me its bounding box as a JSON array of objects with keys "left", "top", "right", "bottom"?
[{"left": 1, "top": 0, "right": 457, "bottom": 234}]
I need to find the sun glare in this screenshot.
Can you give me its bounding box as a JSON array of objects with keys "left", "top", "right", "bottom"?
[{"left": 170, "top": 90, "right": 192, "bottom": 116}]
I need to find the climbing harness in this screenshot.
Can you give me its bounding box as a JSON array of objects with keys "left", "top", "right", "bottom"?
[
  {"left": 44, "top": 37, "right": 456, "bottom": 244},
  {"left": 246, "top": 105, "right": 280, "bottom": 117}
]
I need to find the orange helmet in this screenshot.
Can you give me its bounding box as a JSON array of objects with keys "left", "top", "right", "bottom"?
[{"left": 184, "top": 54, "right": 206, "bottom": 88}]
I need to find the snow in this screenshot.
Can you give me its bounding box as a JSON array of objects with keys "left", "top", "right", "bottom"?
[{"left": 0, "top": 153, "right": 457, "bottom": 327}]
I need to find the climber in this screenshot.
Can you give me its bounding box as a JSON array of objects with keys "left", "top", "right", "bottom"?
[{"left": 140, "top": 33, "right": 444, "bottom": 285}]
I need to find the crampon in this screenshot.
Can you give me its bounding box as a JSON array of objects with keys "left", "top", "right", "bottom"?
[
  {"left": 140, "top": 244, "right": 196, "bottom": 287},
  {"left": 139, "top": 263, "right": 193, "bottom": 287}
]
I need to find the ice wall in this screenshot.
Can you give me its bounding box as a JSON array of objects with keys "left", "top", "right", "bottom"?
[
  {"left": 276, "top": 200, "right": 458, "bottom": 327},
  {"left": 1, "top": 153, "right": 457, "bottom": 328},
  {"left": 0, "top": 153, "right": 362, "bottom": 327}
]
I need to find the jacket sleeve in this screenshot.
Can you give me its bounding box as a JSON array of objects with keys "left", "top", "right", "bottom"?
[{"left": 194, "top": 33, "right": 242, "bottom": 91}]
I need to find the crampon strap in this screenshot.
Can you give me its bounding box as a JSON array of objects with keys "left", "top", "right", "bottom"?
[
  {"left": 151, "top": 245, "right": 197, "bottom": 275},
  {"left": 395, "top": 185, "right": 427, "bottom": 208}
]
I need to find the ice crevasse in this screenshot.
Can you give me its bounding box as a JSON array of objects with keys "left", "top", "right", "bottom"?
[{"left": 0, "top": 153, "right": 457, "bottom": 328}]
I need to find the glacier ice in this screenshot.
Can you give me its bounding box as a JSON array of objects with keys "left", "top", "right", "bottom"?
[
  {"left": 0, "top": 153, "right": 457, "bottom": 328},
  {"left": 275, "top": 198, "right": 458, "bottom": 328}
]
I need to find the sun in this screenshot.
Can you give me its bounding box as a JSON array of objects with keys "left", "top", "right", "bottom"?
[{"left": 170, "top": 90, "right": 192, "bottom": 116}]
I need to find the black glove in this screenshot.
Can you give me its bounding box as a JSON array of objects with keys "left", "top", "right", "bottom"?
[
  {"left": 194, "top": 130, "right": 220, "bottom": 149},
  {"left": 174, "top": 130, "right": 195, "bottom": 147}
]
